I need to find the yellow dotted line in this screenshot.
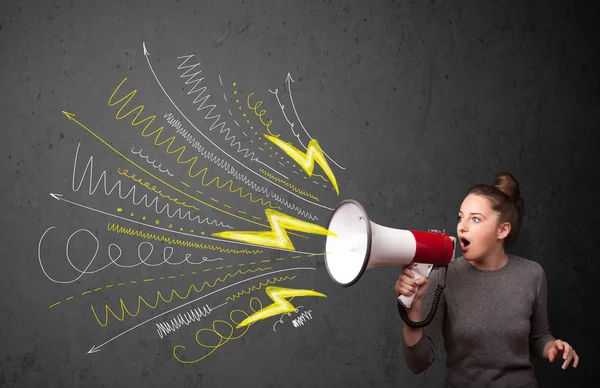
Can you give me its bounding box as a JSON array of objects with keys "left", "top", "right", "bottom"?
[
  {"left": 47, "top": 256, "right": 313, "bottom": 308},
  {"left": 230, "top": 83, "right": 303, "bottom": 170},
  {"left": 116, "top": 206, "right": 207, "bottom": 235}
]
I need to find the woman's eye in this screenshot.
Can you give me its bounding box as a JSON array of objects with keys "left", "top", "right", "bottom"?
[
  {"left": 457, "top": 216, "right": 462, "bottom": 222},
  {"left": 472, "top": 217, "right": 480, "bottom": 223}
]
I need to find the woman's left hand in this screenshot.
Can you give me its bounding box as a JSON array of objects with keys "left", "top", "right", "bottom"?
[{"left": 548, "top": 339, "right": 579, "bottom": 370}]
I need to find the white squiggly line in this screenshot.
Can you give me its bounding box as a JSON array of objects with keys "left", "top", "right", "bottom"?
[
  {"left": 178, "top": 56, "right": 257, "bottom": 160},
  {"left": 269, "top": 88, "right": 304, "bottom": 147},
  {"left": 131, "top": 147, "right": 174, "bottom": 176},
  {"left": 164, "top": 113, "right": 319, "bottom": 221},
  {"left": 292, "top": 310, "right": 313, "bottom": 327},
  {"left": 272, "top": 305, "right": 304, "bottom": 331},
  {"left": 177, "top": 58, "right": 287, "bottom": 179},
  {"left": 156, "top": 303, "right": 226, "bottom": 339},
  {"left": 72, "top": 143, "right": 232, "bottom": 228}
]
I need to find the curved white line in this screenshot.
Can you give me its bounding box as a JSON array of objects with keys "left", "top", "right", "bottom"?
[{"left": 286, "top": 73, "right": 346, "bottom": 170}]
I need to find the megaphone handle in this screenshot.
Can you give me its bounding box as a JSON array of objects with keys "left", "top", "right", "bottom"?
[{"left": 398, "top": 263, "right": 434, "bottom": 309}]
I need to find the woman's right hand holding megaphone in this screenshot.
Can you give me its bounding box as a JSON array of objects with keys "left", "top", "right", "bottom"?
[
  {"left": 395, "top": 266, "right": 430, "bottom": 346},
  {"left": 395, "top": 267, "right": 429, "bottom": 308}
]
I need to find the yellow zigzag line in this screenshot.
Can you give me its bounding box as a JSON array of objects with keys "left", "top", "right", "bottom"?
[
  {"left": 259, "top": 169, "right": 319, "bottom": 201},
  {"left": 106, "top": 223, "right": 263, "bottom": 254},
  {"left": 225, "top": 276, "right": 297, "bottom": 301},
  {"left": 107, "top": 78, "right": 279, "bottom": 210},
  {"left": 90, "top": 267, "right": 271, "bottom": 327}
]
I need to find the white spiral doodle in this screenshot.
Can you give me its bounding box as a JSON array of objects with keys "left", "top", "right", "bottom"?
[{"left": 38, "top": 226, "right": 222, "bottom": 283}]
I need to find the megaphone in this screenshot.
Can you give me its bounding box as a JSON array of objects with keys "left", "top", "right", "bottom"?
[{"left": 323, "top": 199, "right": 457, "bottom": 327}]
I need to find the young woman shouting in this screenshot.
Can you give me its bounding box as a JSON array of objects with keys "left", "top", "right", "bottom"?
[{"left": 395, "top": 172, "right": 579, "bottom": 387}]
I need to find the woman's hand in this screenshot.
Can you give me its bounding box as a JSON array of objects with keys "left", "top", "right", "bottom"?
[
  {"left": 547, "top": 339, "right": 579, "bottom": 369},
  {"left": 394, "top": 266, "right": 429, "bottom": 304}
]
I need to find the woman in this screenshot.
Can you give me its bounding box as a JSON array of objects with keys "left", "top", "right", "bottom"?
[{"left": 395, "top": 172, "right": 579, "bottom": 387}]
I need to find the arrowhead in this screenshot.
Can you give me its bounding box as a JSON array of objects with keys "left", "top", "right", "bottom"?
[
  {"left": 143, "top": 41, "right": 149, "bottom": 56},
  {"left": 87, "top": 345, "right": 101, "bottom": 354},
  {"left": 62, "top": 111, "right": 75, "bottom": 121},
  {"left": 286, "top": 72, "right": 295, "bottom": 83},
  {"left": 50, "top": 193, "right": 63, "bottom": 201}
]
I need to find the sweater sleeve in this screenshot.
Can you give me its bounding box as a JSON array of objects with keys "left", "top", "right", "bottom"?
[
  {"left": 401, "top": 268, "right": 447, "bottom": 373},
  {"left": 529, "top": 266, "right": 556, "bottom": 360}
]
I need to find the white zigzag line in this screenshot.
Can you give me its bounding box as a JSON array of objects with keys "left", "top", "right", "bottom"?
[
  {"left": 164, "top": 113, "right": 318, "bottom": 221},
  {"left": 177, "top": 55, "right": 257, "bottom": 160},
  {"left": 72, "top": 144, "right": 233, "bottom": 228}
]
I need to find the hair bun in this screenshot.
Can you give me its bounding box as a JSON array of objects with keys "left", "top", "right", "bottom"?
[{"left": 494, "top": 172, "right": 521, "bottom": 202}]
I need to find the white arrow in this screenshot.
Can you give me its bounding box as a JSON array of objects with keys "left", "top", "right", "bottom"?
[
  {"left": 86, "top": 267, "right": 315, "bottom": 354},
  {"left": 48, "top": 192, "right": 321, "bottom": 256}
]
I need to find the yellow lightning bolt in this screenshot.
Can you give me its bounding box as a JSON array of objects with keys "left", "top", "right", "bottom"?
[
  {"left": 236, "top": 286, "right": 326, "bottom": 328},
  {"left": 264, "top": 135, "right": 340, "bottom": 195},
  {"left": 212, "top": 208, "right": 336, "bottom": 250}
]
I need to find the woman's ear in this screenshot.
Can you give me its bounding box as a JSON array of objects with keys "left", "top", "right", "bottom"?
[{"left": 497, "top": 221, "right": 511, "bottom": 240}]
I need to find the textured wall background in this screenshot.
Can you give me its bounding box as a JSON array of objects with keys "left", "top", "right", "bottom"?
[{"left": 0, "top": 0, "right": 598, "bottom": 387}]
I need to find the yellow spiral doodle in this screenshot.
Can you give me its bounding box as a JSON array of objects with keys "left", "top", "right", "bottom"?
[
  {"left": 173, "top": 297, "right": 263, "bottom": 364},
  {"left": 106, "top": 222, "right": 263, "bottom": 254},
  {"left": 90, "top": 267, "right": 271, "bottom": 327}
]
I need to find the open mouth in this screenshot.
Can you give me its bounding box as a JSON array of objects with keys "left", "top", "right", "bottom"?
[{"left": 460, "top": 238, "right": 471, "bottom": 249}]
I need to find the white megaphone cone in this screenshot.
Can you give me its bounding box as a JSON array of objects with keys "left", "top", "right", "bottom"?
[{"left": 324, "top": 200, "right": 457, "bottom": 325}]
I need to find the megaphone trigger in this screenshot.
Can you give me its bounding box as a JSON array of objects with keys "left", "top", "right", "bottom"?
[{"left": 398, "top": 262, "right": 434, "bottom": 309}]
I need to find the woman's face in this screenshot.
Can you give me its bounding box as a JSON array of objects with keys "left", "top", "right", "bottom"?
[{"left": 457, "top": 194, "right": 507, "bottom": 261}]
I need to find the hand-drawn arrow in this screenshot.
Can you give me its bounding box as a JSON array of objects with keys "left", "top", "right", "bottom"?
[{"left": 85, "top": 267, "right": 315, "bottom": 354}]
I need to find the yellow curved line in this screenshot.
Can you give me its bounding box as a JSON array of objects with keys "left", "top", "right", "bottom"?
[
  {"left": 311, "top": 173, "right": 330, "bottom": 183},
  {"left": 90, "top": 267, "right": 271, "bottom": 327},
  {"left": 173, "top": 297, "right": 263, "bottom": 364},
  {"left": 245, "top": 92, "right": 280, "bottom": 138}
]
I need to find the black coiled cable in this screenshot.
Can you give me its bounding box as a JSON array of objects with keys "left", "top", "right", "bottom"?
[{"left": 397, "top": 267, "right": 447, "bottom": 328}]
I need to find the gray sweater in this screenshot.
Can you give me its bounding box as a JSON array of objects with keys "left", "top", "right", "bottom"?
[{"left": 402, "top": 254, "right": 555, "bottom": 388}]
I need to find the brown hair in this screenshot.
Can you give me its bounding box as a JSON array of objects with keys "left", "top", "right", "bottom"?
[{"left": 466, "top": 172, "right": 525, "bottom": 245}]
